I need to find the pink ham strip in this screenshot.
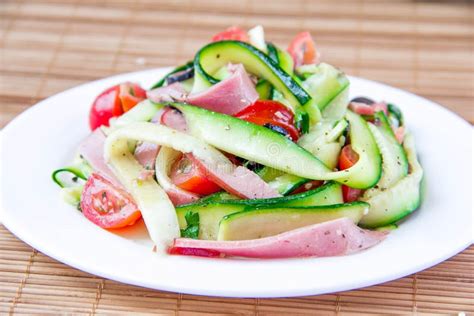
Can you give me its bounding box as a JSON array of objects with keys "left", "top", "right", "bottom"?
[
  {"left": 146, "top": 82, "right": 187, "bottom": 103},
  {"left": 349, "top": 101, "right": 388, "bottom": 116},
  {"left": 77, "top": 129, "right": 121, "bottom": 186},
  {"left": 172, "top": 218, "right": 387, "bottom": 259},
  {"left": 186, "top": 64, "right": 258, "bottom": 115},
  {"left": 165, "top": 186, "right": 200, "bottom": 205}
]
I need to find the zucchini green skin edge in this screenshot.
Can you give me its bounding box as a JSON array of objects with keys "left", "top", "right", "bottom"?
[
  {"left": 171, "top": 103, "right": 381, "bottom": 189},
  {"left": 176, "top": 181, "right": 343, "bottom": 240},
  {"left": 149, "top": 61, "right": 193, "bottom": 89},
  {"left": 218, "top": 201, "right": 369, "bottom": 241},
  {"left": 193, "top": 40, "right": 311, "bottom": 109},
  {"left": 52, "top": 167, "right": 87, "bottom": 188},
  {"left": 360, "top": 133, "right": 423, "bottom": 228},
  {"left": 363, "top": 111, "right": 408, "bottom": 199}
]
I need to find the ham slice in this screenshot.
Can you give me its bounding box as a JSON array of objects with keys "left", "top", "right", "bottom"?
[
  {"left": 147, "top": 82, "right": 187, "bottom": 103},
  {"left": 186, "top": 64, "right": 258, "bottom": 115},
  {"left": 77, "top": 129, "right": 120, "bottom": 186},
  {"left": 134, "top": 142, "right": 160, "bottom": 170},
  {"left": 349, "top": 101, "right": 388, "bottom": 116},
  {"left": 171, "top": 218, "right": 387, "bottom": 258}
]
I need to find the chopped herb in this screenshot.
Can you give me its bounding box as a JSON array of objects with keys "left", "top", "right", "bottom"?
[
  {"left": 72, "top": 176, "right": 78, "bottom": 183},
  {"left": 180, "top": 211, "right": 200, "bottom": 239}
]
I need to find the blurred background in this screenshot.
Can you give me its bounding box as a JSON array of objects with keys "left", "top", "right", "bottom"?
[
  {"left": 0, "top": 0, "right": 473, "bottom": 314},
  {"left": 1, "top": 0, "right": 472, "bottom": 129}
]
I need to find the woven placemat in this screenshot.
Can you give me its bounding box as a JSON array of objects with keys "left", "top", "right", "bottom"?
[{"left": 1, "top": 0, "right": 473, "bottom": 314}]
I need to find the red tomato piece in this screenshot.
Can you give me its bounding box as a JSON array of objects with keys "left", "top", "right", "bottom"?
[
  {"left": 119, "top": 82, "right": 147, "bottom": 112},
  {"left": 235, "top": 100, "right": 300, "bottom": 141},
  {"left": 168, "top": 246, "right": 221, "bottom": 257},
  {"left": 212, "top": 26, "right": 249, "bottom": 42},
  {"left": 80, "top": 173, "right": 141, "bottom": 229},
  {"left": 89, "top": 85, "right": 122, "bottom": 130},
  {"left": 169, "top": 154, "right": 221, "bottom": 196},
  {"left": 338, "top": 145, "right": 363, "bottom": 202},
  {"left": 290, "top": 180, "right": 323, "bottom": 195},
  {"left": 287, "top": 31, "right": 319, "bottom": 68}
]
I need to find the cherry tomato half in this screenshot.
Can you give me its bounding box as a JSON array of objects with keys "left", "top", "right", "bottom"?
[
  {"left": 89, "top": 82, "right": 146, "bottom": 130},
  {"left": 235, "top": 100, "right": 300, "bottom": 141},
  {"left": 338, "top": 145, "right": 363, "bottom": 202},
  {"left": 89, "top": 85, "right": 122, "bottom": 130},
  {"left": 287, "top": 31, "right": 319, "bottom": 68},
  {"left": 212, "top": 26, "right": 249, "bottom": 42},
  {"left": 80, "top": 173, "right": 141, "bottom": 229},
  {"left": 169, "top": 154, "right": 221, "bottom": 196}
]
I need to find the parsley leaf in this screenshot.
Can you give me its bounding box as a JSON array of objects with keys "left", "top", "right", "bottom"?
[{"left": 180, "top": 211, "right": 199, "bottom": 239}]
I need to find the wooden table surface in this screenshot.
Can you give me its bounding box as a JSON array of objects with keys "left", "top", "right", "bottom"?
[{"left": 1, "top": 0, "right": 473, "bottom": 314}]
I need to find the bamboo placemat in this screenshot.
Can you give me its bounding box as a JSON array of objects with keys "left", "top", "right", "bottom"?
[{"left": 0, "top": 0, "right": 473, "bottom": 314}]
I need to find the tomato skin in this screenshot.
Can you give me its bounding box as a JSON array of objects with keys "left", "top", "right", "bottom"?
[
  {"left": 235, "top": 100, "right": 300, "bottom": 141},
  {"left": 338, "top": 145, "right": 363, "bottom": 202},
  {"left": 287, "top": 31, "right": 319, "bottom": 68},
  {"left": 89, "top": 85, "right": 122, "bottom": 130},
  {"left": 212, "top": 26, "right": 249, "bottom": 42},
  {"left": 290, "top": 180, "right": 323, "bottom": 195},
  {"left": 80, "top": 173, "right": 141, "bottom": 229},
  {"left": 342, "top": 185, "right": 362, "bottom": 202},
  {"left": 169, "top": 154, "right": 221, "bottom": 196},
  {"left": 168, "top": 247, "right": 221, "bottom": 257},
  {"left": 119, "top": 82, "right": 147, "bottom": 112},
  {"left": 89, "top": 82, "right": 146, "bottom": 130}
]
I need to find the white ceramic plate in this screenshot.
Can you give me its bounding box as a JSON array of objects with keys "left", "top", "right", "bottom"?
[{"left": 1, "top": 68, "right": 472, "bottom": 298}]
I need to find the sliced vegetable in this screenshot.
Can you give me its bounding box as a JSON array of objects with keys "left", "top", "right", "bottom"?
[
  {"left": 105, "top": 122, "right": 278, "bottom": 246},
  {"left": 155, "top": 147, "right": 201, "bottom": 205},
  {"left": 150, "top": 61, "right": 194, "bottom": 90},
  {"left": 169, "top": 152, "right": 221, "bottom": 196},
  {"left": 172, "top": 102, "right": 331, "bottom": 179},
  {"left": 212, "top": 26, "right": 249, "bottom": 42},
  {"left": 118, "top": 82, "right": 146, "bottom": 112},
  {"left": 267, "top": 42, "right": 294, "bottom": 75},
  {"left": 218, "top": 202, "right": 368, "bottom": 241},
  {"left": 172, "top": 103, "right": 381, "bottom": 188},
  {"left": 89, "top": 84, "right": 122, "bottom": 130},
  {"left": 255, "top": 79, "right": 273, "bottom": 99},
  {"left": 80, "top": 173, "right": 142, "bottom": 229},
  {"left": 176, "top": 181, "right": 343, "bottom": 240},
  {"left": 112, "top": 99, "right": 164, "bottom": 129},
  {"left": 338, "top": 145, "right": 363, "bottom": 202},
  {"left": 363, "top": 111, "right": 408, "bottom": 199},
  {"left": 234, "top": 100, "right": 300, "bottom": 141},
  {"left": 300, "top": 63, "right": 350, "bottom": 123},
  {"left": 192, "top": 40, "right": 311, "bottom": 111},
  {"left": 360, "top": 133, "right": 423, "bottom": 228},
  {"left": 287, "top": 31, "right": 320, "bottom": 68},
  {"left": 52, "top": 158, "right": 90, "bottom": 188}
]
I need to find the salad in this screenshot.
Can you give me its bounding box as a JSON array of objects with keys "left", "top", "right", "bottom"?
[{"left": 52, "top": 26, "right": 423, "bottom": 259}]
